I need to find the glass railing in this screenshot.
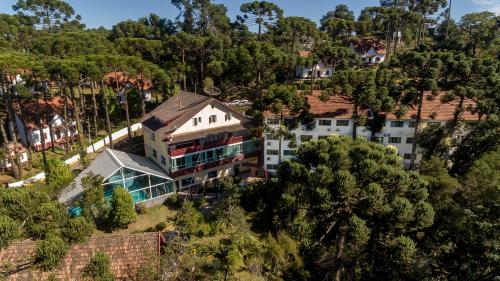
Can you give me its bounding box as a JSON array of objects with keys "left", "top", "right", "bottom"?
[{"left": 170, "top": 140, "right": 260, "bottom": 172}]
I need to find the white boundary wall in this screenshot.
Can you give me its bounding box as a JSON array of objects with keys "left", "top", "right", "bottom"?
[{"left": 9, "top": 123, "right": 143, "bottom": 188}]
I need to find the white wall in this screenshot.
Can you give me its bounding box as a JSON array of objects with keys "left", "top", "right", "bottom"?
[
  {"left": 263, "top": 117, "right": 445, "bottom": 171},
  {"left": 173, "top": 103, "right": 243, "bottom": 135}
]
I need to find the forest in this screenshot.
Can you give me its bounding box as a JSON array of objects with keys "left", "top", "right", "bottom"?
[{"left": 0, "top": 0, "right": 498, "bottom": 280}]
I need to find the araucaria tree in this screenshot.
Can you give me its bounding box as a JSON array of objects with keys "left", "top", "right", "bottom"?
[{"left": 270, "top": 136, "right": 435, "bottom": 280}]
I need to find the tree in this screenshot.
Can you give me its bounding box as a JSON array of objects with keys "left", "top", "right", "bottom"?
[
  {"left": 270, "top": 136, "right": 434, "bottom": 280},
  {"left": 80, "top": 173, "right": 106, "bottom": 221},
  {"left": 391, "top": 50, "right": 442, "bottom": 168},
  {"left": 45, "top": 156, "right": 73, "bottom": 193},
  {"left": 459, "top": 12, "right": 498, "bottom": 56},
  {"left": 61, "top": 216, "right": 94, "bottom": 244},
  {"left": 174, "top": 200, "right": 209, "bottom": 238},
  {"left": 35, "top": 235, "right": 69, "bottom": 270},
  {"left": 108, "top": 187, "right": 136, "bottom": 229},
  {"left": 82, "top": 252, "right": 115, "bottom": 281},
  {"left": 12, "top": 0, "right": 82, "bottom": 32},
  {"left": 0, "top": 215, "right": 19, "bottom": 249},
  {"left": 320, "top": 4, "right": 355, "bottom": 41},
  {"left": 239, "top": 1, "right": 283, "bottom": 39},
  {"left": 271, "top": 16, "right": 318, "bottom": 54}
]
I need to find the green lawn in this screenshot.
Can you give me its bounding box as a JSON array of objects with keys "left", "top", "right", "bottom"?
[{"left": 93, "top": 204, "right": 177, "bottom": 237}]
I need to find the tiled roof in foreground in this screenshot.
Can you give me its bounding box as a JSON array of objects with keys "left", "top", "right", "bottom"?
[{"left": 0, "top": 232, "right": 161, "bottom": 281}]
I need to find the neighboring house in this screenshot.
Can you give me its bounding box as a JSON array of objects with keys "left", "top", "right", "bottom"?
[
  {"left": 60, "top": 148, "right": 174, "bottom": 210},
  {"left": 13, "top": 96, "right": 77, "bottom": 151},
  {"left": 141, "top": 91, "right": 261, "bottom": 191},
  {"left": 0, "top": 232, "right": 163, "bottom": 281},
  {"left": 295, "top": 50, "right": 334, "bottom": 79},
  {"left": 263, "top": 91, "right": 478, "bottom": 171},
  {"left": 105, "top": 71, "right": 153, "bottom": 102},
  {"left": 0, "top": 142, "right": 28, "bottom": 170},
  {"left": 349, "top": 38, "right": 386, "bottom": 64}
]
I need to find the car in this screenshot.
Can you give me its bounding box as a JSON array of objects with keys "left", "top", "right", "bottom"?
[
  {"left": 239, "top": 99, "right": 250, "bottom": 105},
  {"left": 230, "top": 99, "right": 240, "bottom": 105}
]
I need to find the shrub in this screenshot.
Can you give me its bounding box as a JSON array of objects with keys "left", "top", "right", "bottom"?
[
  {"left": 35, "top": 235, "right": 69, "bottom": 271},
  {"left": 155, "top": 222, "right": 167, "bottom": 231},
  {"left": 45, "top": 157, "right": 73, "bottom": 192},
  {"left": 82, "top": 252, "right": 115, "bottom": 281},
  {"left": 164, "top": 194, "right": 182, "bottom": 209},
  {"left": 61, "top": 217, "right": 94, "bottom": 244},
  {"left": 109, "top": 187, "right": 136, "bottom": 229},
  {"left": 174, "top": 200, "right": 209, "bottom": 237},
  {"left": 0, "top": 215, "right": 19, "bottom": 249}
]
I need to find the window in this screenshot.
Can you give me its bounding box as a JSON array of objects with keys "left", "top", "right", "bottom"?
[
  {"left": 266, "top": 164, "right": 279, "bottom": 170},
  {"left": 388, "top": 137, "right": 402, "bottom": 144},
  {"left": 161, "top": 156, "right": 166, "bottom": 165},
  {"left": 266, "top": 118, "right": 279, "bottom": 125},
  {"left": 150, "top": 132, "right": 155, "bottom": 141},
  {"left": 403, "top": 153, "right": 413, "bottom": 160},
  {"left": 307, "top": 70, "right": 312, "bottom": 75},
  {"left": 208, "top": 171, "right": 217, "bottom": 179},
  {"left": 153, "top": 149, "right": 157, "bottom": 158},
  {"left": 192, "top": 118, "right": 198, "bottom": 126},
  {"left": 428, "top": 121, "right": 441, "bottom": 126},
  {"left": 209, "top": 115, "right": 217, "bottom": 124},
  {"left": 267, "top": 149, "right": 279, "bottom": 155},
  {"left": 336, "top": 120, "right": 349, "bottom": 126},
  {"left": 376, "top": 57, "right": 381, "bottom": 62},
  {"left": 390, "top": 121, "right": 404, "bottom": 127},
  {"left": 181, "top": 177, "right": 194, "bottom": 187},
  {"left": 300, "top": 135, "right": 313, "bottom": 142},
  {"left": 266, "top": 133, "right": 279, "bottom": 140},
  {"left": 408, "top": 121, "right": 416, "bottom": 128},
  {"left": 374, "top": 137, "right": 384, "bottom": 143},
  {"left": 406, "top": 137, "right": 414, "bottom": 144},
  {"left": 225, "top": 113, "right": 232, "bottom": 121},
  {"left": 325, "top": 70, "right": 330, "bottom": 75},
  {"left": 283, "top": 150, "right": 296, "bottom": 156},
  {"left": 319, "top": 119, "right": 332, "bottom": 126}
]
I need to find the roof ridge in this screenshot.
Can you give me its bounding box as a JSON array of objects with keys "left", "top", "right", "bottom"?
[{"left": 105, "top": 148, "right": 124, "bottom": 168}]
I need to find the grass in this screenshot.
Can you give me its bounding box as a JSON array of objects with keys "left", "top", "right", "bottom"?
[{"left": 93, "top": 204, "right": 178, "bottom": 237}]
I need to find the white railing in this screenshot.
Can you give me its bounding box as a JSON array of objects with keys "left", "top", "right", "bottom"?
[{"left": 8, "top": 123, "right": 143, "bottom": 188}]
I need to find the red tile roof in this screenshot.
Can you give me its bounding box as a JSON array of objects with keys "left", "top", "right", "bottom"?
[
  {"left": 13, "top": 96, "right": 74, "bottom": 130},
  {"left": 349, "top": 38, "right": 386, "bottom": 55},
  {"left": 298, "top": 50, "right": 312, "bottom": 58},
  {"left": 387, "top": 92, "right": 479, "bottom": 121},
  {"left": 264, "top": 91, "right": 478, "bottom": 121},
  {"left": 105, "top": 71, "right": 153, "bottom": 91},
  {"left": 0, "top": 232, "right": 162, "bottom": 281}
]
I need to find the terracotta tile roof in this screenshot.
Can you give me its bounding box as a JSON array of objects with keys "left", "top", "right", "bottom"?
[
  {"left": 142, "top": 91, "right": 250, "bottom": 141},
  {"left": 264, "top": 90, "right": 478, "bottom": 121},
  {"left": 387, "top": 92, "right": 479, "bottom": 121},
  {"left": 349, "top": 38, "right": 386, "bottom": 55},
  {"left": 0, "top": 232, "right": 162, "bottom": 281},
  {"left": 13, "top": 96, "right": 74, "bottom": 130},
  {"left": 298, "top": 50, "right": 312, "bottom": 58},
  {"left": 105, "top": 71, "right": 153, "bottom": 91}
]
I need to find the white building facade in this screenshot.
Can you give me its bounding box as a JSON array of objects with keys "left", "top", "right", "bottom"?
[{"left": 263, "top": 91, "right": 478, "bottom": 172}]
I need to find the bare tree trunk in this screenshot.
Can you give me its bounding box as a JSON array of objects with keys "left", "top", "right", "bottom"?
[
  {"left": 335, "top": 233, "right": 346, "bottom": 281},
  {"left": 0, "top": 117, "right": 16, "bottom": 176},
  {"left": 410, "top": 91, "right": 424, "bottom": 169},
  {"left": 124, "top": 90, "right": 132, "bottom": 152},
  {"left": 352, "top": 103, "right": 358, "bottom": 139},
  {"left": 69, "top": 85, "right": 88, "bottom": 167},
  {"left": 445, "top": 95, "right": 464, "bottom": 161},
  {"left": 35, "top": 93, "right": 47, "bottom": 171},
  {"left": 43, "top": 87, "right": 56, "bottom": 152},
  {"left": 100, "top": 80, "right": 113, "bottom": 148},
  {"left": 3, "top": 75, "right": 22, "bottom": 178},
  {"left": 90, "top": 81, "right": 98, "bottom": 138},
  {"left": 140, "top": 80, "right": 146, "bottom": 116}
]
